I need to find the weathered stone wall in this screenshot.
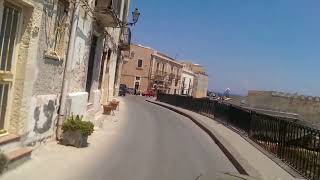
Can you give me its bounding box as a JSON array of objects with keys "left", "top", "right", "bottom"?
[
  {"left": 4, "top": 0, "right": 128, "bottom": 146},
  {"left": 248, "top": 90, "right": 320, "bottom": 125},
  {"left": 33, "top": 0, "right": 66, "bottom": 95},
  {"left": 24, "top": 95, "right": 59, "bottom": 146},
  {"left": 100, "top": 28, "right": 121, "bottom": 103},
  {"left": 6, "top": 0, "right": 73, "bottom": 145},
  {"left": 17, "top": 0, "right": 69, "bottom": 145},
  {"left": 8, "top": 0, "right": 37, "bottom": 135},
  {"left": 69, "top": 6, "right": 93, "bottom": 93}
]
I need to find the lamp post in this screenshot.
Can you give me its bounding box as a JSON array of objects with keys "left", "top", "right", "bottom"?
[{"left": 122, "top": 8, "right": 140, "bottom": 27}]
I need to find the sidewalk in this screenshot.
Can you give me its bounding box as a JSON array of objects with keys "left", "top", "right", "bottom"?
[
  {"left": 147, "top": 100, "right": 304, "bottom": 180},
  {"left": 1, "top": 101, "right": 126, "bottom": 180}
]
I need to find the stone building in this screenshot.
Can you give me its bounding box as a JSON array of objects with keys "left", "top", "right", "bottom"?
[
  {"left": 247, "top": 90, "right": 320, "bottom": 126},
  {"left": 180, "top": 62, "right": 208, "bottom": 98},
  {"left": 0, "top": 0, "right": 131, "bottom": 164},
  {"left": 180, "top": 64, "right": 194, "bottom": 96},
  {"left": 182, "top": 62, "right": 205, "bottom": 74},
  {"left": 120, "top": 44, "right": 153, "bottom": 93},
  {"left": 120, "top": 44, "right": 183, "bottom": 95},
  {"left": 150, "top": 51, "right": 183, "bottom": 94},
  {"left": 192, "top": 72, "right": 208, "bottom": 98}
]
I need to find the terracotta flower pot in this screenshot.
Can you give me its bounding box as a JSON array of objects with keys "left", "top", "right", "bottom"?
[
  {"left": 110, "top": 100, "right": 119, "bottom": 110},
  {"left": 110, "top": 102, "right": 118, "bottom": 110},
  {"left": 103, "top": 105, "right": 113, "bottom": 115}
]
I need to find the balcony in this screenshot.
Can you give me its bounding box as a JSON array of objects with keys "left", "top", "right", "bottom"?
[
  {"left": 94, "top": 0, "right": 122, "bottom": 27},
  {"left": 168, "top": 73, "right": 175, "bottom": 81},
  {"left": 119, "top": 27, "right": 131, "bottom": 51}
]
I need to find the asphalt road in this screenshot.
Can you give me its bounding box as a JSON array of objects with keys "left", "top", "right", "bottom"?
[
  {"left": 79, "top": 96, "right": 237, "bottom": 180},
  {"left": 2, "top": 96, "right": 237, "bottom": 180}
]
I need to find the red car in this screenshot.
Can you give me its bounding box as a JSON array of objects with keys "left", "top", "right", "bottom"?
[{"left": 142, "top": 90, "right": 155, "bottom": 97}]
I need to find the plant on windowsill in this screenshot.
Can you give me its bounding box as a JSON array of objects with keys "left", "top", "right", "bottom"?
[{"left": 61, "top": 114, "right": 94, "bottom": 148}]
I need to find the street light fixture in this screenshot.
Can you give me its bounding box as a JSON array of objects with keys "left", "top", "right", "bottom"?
[
  {"left": 131, "top": 8, "right": 140, "bottom": 25},
  {"left": 122, "top": 8, "right": 140, "bottom": 27}
]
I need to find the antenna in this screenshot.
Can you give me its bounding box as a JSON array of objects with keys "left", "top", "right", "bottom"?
[{"left": 174, "top": 53, "right": 178, "bottom": 60}]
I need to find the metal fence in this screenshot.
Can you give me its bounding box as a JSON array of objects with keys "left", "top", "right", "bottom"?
[{"left": 157, "top": 93, "right": 320, "bottom": 180}]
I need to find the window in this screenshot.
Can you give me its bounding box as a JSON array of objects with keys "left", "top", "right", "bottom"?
[
  {"left": 173, "top": 67, "right": 177, "bottom": 75},
  {"left": 45, "top": 0, "right": 67, "bottom": 58},
  {"left": 0, "top": 3, "right": 20, "bottom": 129},
  {"left": 162, "top": 64, "right": 165, "bottom": 71},
  {"left": 137, "top": 59, "right": 143, "bottom": 68},
  {"left": 130, "top": 51, "right": 135, "bottom": 58},
  {"left": 135, "top": 76, "right": 140, "bottom": 80},
  {"left": 0, "top": 4, "right": 19, "bottom": 72},
  {"left": 53, "top": 1, "right": 67, "bottom": 51},
  {"left": 156, "top": 63, "right": 160, "bottom": 70}
]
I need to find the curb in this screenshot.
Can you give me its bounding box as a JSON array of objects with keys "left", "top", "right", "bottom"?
[{"left": 146, "top": 100, "right": 249, "bottom": 175}]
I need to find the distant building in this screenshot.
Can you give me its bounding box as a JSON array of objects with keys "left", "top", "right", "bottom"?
[
  {"left": 181, "top": 62, "right": 208, "bottom": 98},
  {"left": 180, "top": 64, "right": 194, "bottom": 96},
  {"left": 121, "top": 44, "right": 154, "bottom": 93},
  {"left": 182, "top": 61, "right": 206, "bottom": 74},
  {"left": 192, "top": 73, "right": 208, "bottom": 98},
  {"left": 120, "top": 46, "right": 209, "bottom": 97},
  {"left": 247, "top": 90, "right": 320, "bottom": 126},
  {"left": 120, "top": 44, "right": 183, "bottom": 95},
  {"left": 150, "top": 52, "right": 183, "bottom": 94}
]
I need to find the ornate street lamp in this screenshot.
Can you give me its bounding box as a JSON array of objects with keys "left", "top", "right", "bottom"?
[
  {"left": 128, "top": 8, "right": 140, "bottom": 26},
  {"left": 132, "top": 8, "right": 140, "bottom": 24},
  {"left": 118, "top": 8, "right": 140, "bottom": 27}
]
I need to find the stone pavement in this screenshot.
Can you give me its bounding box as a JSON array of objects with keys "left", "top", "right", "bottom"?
[
  {"left": 1, "top": 105, "right": 124, "bottom": 180},
  {"left": 148, "top": 99, "right": 305, "bottom": 180},
  {"left": 2, "top": 96, "right": 239, "bottom": 180}
]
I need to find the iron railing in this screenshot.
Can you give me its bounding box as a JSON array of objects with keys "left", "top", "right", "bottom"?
[{"left": 157, "top": 93, "right": 320, "bottom": 180}]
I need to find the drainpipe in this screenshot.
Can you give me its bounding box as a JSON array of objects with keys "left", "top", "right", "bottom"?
[{"left": 56, "top": 0, "right": 79, "bottom": 140}]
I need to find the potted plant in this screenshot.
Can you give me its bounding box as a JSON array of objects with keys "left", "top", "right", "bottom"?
[{"left": 61, "top": 114, "right": 94, "bottom": 148}]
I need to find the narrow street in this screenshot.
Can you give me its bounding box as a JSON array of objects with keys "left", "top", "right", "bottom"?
[{"left": 2, "top": 96, "right": 237, "bottom": 180}]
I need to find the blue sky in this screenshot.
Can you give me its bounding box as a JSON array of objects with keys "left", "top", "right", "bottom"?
[{"left": 129, "top": 0, "right": 320, "bottom": 96}]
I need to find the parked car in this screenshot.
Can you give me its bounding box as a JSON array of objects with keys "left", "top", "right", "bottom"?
[
  {"left": 119, "top": 84, "right": 127, "bottom": 96},
  {"left": 127, "top": 88, "right": 134, "bottom": 95},
  {"left": 142, "top": 90, "right": 155, "bottom": 97}
]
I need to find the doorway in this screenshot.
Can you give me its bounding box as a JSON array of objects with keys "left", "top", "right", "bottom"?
[
  {"left": 86, "top": 35, "right": 98, "bottom": 100},
  {"left": 134, "top": 81, "right": 139, "bottom": 90}
]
